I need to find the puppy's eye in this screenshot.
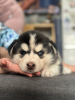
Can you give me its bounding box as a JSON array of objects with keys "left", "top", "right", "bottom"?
[
  {"left": 38, "top": 51, "right": 44, "bottom": 56},
  {"left": 20, "top": 50, "right": 26, "bottom": 56}
]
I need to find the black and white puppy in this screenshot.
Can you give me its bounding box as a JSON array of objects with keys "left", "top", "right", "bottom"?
[{"left": 8, "top": 30, "right": 71, "bottom": 77}]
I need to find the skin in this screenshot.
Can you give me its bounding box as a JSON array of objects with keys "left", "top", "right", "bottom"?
[
  {"left": 63, "top": 63, "right": 75, "bottom": 72},
  {"left": 0, "top": 47, "right": 10, "bottom": 58},
  {"left": 0, "top": 58, "right": 75, "bottom": 77},
  {"left": 0, "top": 47, "right": 40, "bottom": 77},
  {"left": 0, "top": 58, "right": 41, "bottom": 77}
]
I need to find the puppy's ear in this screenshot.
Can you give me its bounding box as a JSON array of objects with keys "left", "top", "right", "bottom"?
[
  {"left": 8, "top": 40, "right": 17, "bottom": 56},
  {"left": 49, "top": 40, "right": 57, "bottom": 54},
  {"left": 50, "top": 40, "right": 57, "bottom": 49}
]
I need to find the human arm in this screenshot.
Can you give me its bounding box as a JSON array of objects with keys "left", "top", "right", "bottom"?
[{"left": 0, "top": 58, "right": 41, "bottom": 77}]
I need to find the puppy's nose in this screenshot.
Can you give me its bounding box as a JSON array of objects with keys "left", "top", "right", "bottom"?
[{"left": 27, "top": 62, "right": 35, "bottom": 70}]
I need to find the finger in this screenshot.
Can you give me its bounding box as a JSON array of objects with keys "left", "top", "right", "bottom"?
[
  {"left": 2, "top": 59, "right": 7, "bottom": 65},
  {"left": 0, "top": 58, "right": 33, "bottom": 77},
  {"left": 33, "top": 71, "right": 41, "bottom": 76},
  {"left": 1, "top": 59, "right": 11, "bottom": 68},
  {"left": 0, "top": 58, "right": 9, "bottom": 66},
  {"left": 36, "top": 71, "right": 41, "bottom": 75},
  {"left": 24, "top": 73, "right": 33, "bottom": 77},
  {"left": 0, "top": 59, "right": 9, "bottom": 73},
  {"left": 19, "top": 71, "right": 33, "bottom": 77},
  {"left": 0, "top": 59, "right": 6, "bottom": 67}
]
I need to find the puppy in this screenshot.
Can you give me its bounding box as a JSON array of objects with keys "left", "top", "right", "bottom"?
[{"left": 8, "top": 30, "right": 71, "bottom": 77}]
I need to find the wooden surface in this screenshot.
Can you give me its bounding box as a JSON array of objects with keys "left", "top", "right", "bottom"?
[{"left": 23, "top": 23, "right": 56, "bottom": 42}]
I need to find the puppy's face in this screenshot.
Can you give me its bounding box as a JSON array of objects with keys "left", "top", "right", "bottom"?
[{"left": 8, "top": 31, "right": 57, "bottom": 73}]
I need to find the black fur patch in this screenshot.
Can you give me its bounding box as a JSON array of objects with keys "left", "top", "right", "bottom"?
[
  {"left": 59, "top": 63, "right": 63, "bottom": 74},
  {"left": 50, "top": 53, "right": 59, "bottom": 65},
  {"left": 8, "top": 30, "right": 58, "bottom": 60},
  {"left": 8, "top": 40, "right": 17, "bottom": 55},
  {"left": 19, "top": 31, "right": 30, "bottom": 46},
  {"left": 35, "top": 32, "right": 50, "bottom": 45},
  {"left": 8, "top": 31, "right": 31, "bottom": 55}
]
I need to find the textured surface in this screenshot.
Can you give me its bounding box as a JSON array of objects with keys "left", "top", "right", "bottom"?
[{"left": 0, "top": 73, "right": 75, "bottom": 100}]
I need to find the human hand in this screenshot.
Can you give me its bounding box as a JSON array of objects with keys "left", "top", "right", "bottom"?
[
  {"left": 0, "top": 58, "right": 41, "bottom": 77},
  {"left": 63, "top": 63, "right": 75, "bottom": 72}
]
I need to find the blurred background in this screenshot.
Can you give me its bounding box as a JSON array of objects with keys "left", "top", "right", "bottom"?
[{"left": 16, "top": 0, "right": 75, "bottom": 65}]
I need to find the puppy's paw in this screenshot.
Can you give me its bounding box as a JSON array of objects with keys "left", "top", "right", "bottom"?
[
  {"left": 63, "top": 67, "right": 72, "bottom": 74},
  {"left": 41, "top": 69, "right": 55, "bottom": 77}
]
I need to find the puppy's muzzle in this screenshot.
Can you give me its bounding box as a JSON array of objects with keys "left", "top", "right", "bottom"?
[{"left": 27, "top": 62, "right": 35, "bottom": 70}]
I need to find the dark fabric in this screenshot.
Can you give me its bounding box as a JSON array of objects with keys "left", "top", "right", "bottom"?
[{"left": 0, "top": 73, "right": 75, "bottom": 100}]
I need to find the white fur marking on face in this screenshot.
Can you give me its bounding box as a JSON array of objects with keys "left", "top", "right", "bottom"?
[
  {"left": 12, "top": 54, "right": 21, "bottom": 64},
  {"left": 21, "top": 43, "right": 29, "bottom": 51},
  {"left": 34, "top": 44, "right": 43, "bottom": 52},
  {"left": 30, "top": 34, "right": 36, "bottom": 50}
]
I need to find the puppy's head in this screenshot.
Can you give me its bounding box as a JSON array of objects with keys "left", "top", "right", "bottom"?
[{"left": 8, "top": 30, "right": 59, "bottom": 73}]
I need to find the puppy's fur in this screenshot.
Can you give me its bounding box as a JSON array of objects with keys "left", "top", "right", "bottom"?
[{"left": 8, "top": 30, "right": 71, "bottom": 77}]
